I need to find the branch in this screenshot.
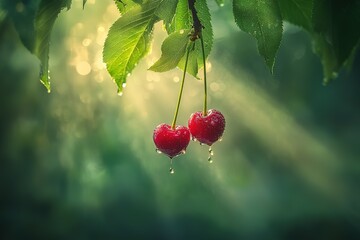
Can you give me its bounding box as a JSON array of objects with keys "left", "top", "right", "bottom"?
[{"left": 188, "top": 0, "right": 203, "bottom": 41}]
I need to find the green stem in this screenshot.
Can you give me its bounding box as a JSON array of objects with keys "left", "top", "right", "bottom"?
[
  {"left": 171, "top": 41, "right": 193, "bottom": 129},
  {"left": 200, "top": 34, "right": 208, "bottom": 116}
]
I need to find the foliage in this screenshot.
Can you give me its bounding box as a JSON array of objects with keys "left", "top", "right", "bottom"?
[{"left": 0, "top": 0, "right": 359, "bottom": 92}]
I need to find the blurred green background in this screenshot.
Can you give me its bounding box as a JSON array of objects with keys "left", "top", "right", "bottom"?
[{"left": 1, "top": 0, "right": 360, "bottom": 239}]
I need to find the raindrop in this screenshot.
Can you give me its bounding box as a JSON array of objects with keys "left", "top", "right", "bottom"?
[
  {"left": 181, "top": 149, "right": 186, "bottom": 154},
  {"left": 208, "top": 147, "right": 214, "bottom": 163},
  {"left": 209, "top": 147, "right": 214, "bottom": 156},
  {"left": 200, "top": 142, "right": 205, "bottom": 146},
  {"left": 219, "top": 137, "right": 223, "bottom": 142},
  {"left": 117, "top": 90, "right": 123, "bottom": 96},
  {"left": 180, "top": 29, "right": 185, "bottom": 34},
  {"left": 122, "top": 82, "right": 127, "bottom": 88},
  {"left": 156, "top": 149, "right": 162, "bottom": 154},
  {"left": 169, "top": 159, "right": 175, "bottom": 174},
  {"left": 192, "top": 137, "right": 197, "bottom": 142}
]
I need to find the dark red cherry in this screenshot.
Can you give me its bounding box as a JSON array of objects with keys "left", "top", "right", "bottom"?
[
  {"left": 188, "top": 109, "right": 225, "bottom": 146},
  {"left": 153, "top": 124, "right": 191, "bottom": 158}
]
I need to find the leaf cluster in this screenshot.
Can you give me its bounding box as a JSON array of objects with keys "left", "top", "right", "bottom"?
[{"left": 1, "top": 0, "right": 359, "bottom": 92}]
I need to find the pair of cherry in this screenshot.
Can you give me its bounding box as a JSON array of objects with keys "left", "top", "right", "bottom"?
[{"left": 153, "top": 108, "right": 225, "bottom": 163}]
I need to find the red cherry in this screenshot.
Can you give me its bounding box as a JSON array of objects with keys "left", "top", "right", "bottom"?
[
  {"left": 188, "top": 109, "right": 225, "bottom": 146},
  {"left": 153, "top": 124, "right": 191, "bottom": 158}
]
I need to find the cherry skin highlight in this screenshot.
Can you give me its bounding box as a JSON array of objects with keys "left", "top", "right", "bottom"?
[
  {"left": 153, "top": 124, "right": 191, "bottom": 158},
  {"left": 188, "top": 109, "right": 225, "bottom": 146}
]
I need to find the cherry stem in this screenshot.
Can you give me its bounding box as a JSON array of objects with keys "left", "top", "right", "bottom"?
[
  {"left": 200, "top": 34, "right": 208, "bottom": 116},
  {"left": 171, "top": 41, "right": 193, "bottom": 129}
]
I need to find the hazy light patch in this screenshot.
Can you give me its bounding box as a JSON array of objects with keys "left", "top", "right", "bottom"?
[
  {"left": 76, "top": 61, "right": 92, "bottom": 75},
  {"left": 207, "top": 61, "right": 212, "bottom": 72},
  {"left": 82, "top": 38, "right": 92, "bottom": 47},
  {"left": 210, "top": 82, "right": 220, "bottom": 92},
  {"left": 173, "top": 76, "right": 180, "bottom": 83}
]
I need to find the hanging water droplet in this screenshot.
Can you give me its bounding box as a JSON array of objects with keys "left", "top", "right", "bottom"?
[
  {"left": 208, "top": 156, "right": 213, "bottom": 163},
  {"left": 181, "top": 149, "right": 186, "bottom": 154},
  {"left": 156, "top": 149, "right": 162, "bottom": 154},
  {"left": 209, "top": 147, "right": 214, "bottom": 156},
  {"left": 219, "top": 137, "right": 223, "bottom": 142},
  {"left": 117, "top": 91, "right": 123, "bottom": 96},
  {"left": 192, "top": 136, "right": 197, "bottom": 142},
  {"left": 122, "top": 82, "right": 127, "bottom": 88},
  {"left": 200, "top": 142, "right": 205, "bottom": 146},
  {"left": 169, "top": 168, "right": 175, "bottom": 174}
]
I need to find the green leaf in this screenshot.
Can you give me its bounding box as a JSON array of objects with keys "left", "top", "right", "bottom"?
[
  {"left": 277, "top": 0, "right": 313, "bottom": 30},
  {"left": 155, "top": 0, "right": 178, "bottom": 25},
  {"left": 83, "top": 0, "right": 87, "bottom": 9},
  {"left": 167, "top": 0, "right": 213, "bottom": 78},
  {"left": 65, "top": 0, "right": 72, "bottom": 10},
  {"left": 312, "top": 0, "right": 360, "bottom": 83},
  {"left": 178, "top": 41, "right": 198, "bottom": 77},
  {"left": 233, "top": 0, "right": 283, "bottom": 73},
  {"left": 34, "top": 0, "right": 71, "bottom": 92},
  {"left": 1, "top": 0, "right": 41, "bottom": 51},
  {"left": 215, "top": 0, "right": 225, "bottom": 7},
  {"left": 166, "top": 0, "right": 191, "bottom": 33},
  {"left": 114, "top": 0, "right": 137, "bottom": 14},
  {"left": 103, "top": 0, "right": 163, "bottom": 93},
  {"left": 149, "top": 29, "right": 190, "bottom": 72},
  {"left": 195, "top": 0, "right": 213, "bottom": 63}
]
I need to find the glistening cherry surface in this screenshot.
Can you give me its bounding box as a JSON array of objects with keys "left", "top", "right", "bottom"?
[
  {"left": 188, "top": 109, "right": 225, "bottom": 146},
  {"left": 153, "top": 124, "right": 191, "bottom": 159}
]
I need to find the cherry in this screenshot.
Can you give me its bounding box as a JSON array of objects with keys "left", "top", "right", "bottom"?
[
  {"left": 188, "top": 109, "right": 225, "bottom": 146},
  {"left": 153, "top": 123, "right": 191, "bottom": 159}
]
